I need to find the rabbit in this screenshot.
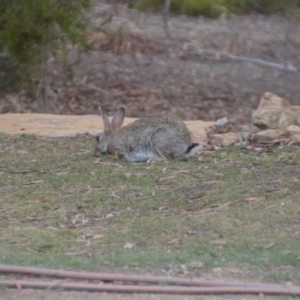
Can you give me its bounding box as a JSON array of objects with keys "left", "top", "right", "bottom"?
[{"left": 95, "top": 107, "right": 203, "bottom": 162}]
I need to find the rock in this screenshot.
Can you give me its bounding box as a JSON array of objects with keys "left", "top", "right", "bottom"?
[
  {"left": 279, "top": 106, "right": 300, "bottom": 131},
  {"left": 205, "top": 125, "right": 216, "bottom": 137},
  {"left": 206, "top": 117, "right": 238, "bottom": 137},
  {"left": 209, "top": 132, "right": 240, "bottom": 147},
  {"left": 184, "top": 120, "right": 214, "bottom": 142},
  {"left": 297, "top": 114, "right": 300, "bottom": 126},
  {"left": 292, "top": 134, "right": 300, "bottom": 143},
  {"left": 239, "top": 124, "right": 260, "bottom": 141},
  {"left": 252, "top": 92, "right": 291, "bottom": 130},
  {"left": 215, "top": 117, "right": 238, "bottom": 134},
  {"left": 286, "top": 125, "right": 300, "bottom": 134},
  {"left": 252, "top": 129, "right": 286, "bottom": 142},
  {"left": 239, "top": 124, "right": 260, "bottom": 133},
  {"left": 234, "top": 141, "right": 248, "bottom": 148},
  {"left": 215, "top": 117, "right": 228, "bottom": 127}
]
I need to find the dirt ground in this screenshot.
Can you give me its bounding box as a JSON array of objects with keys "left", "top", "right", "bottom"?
[
  {"left": 1, "top": 3, "right": 300, "bottom": 124},
  {"left": 0, "top": 289, "right": 295, "bottom": 300}
]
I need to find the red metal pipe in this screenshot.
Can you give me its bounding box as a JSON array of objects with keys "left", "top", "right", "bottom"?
[
  {"left": 0, "top": 264, "right": 294, "bottom": 289},
  {"left": 1, "top": 280, "right": 300, "bottom": 295},
  {"left": 1, "top": 264, "right": 300, "bottom": 295}
]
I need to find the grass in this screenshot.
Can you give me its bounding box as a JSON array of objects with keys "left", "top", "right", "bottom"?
[{"left": 0, "top": 133, "right": 300, "bottom": 283}]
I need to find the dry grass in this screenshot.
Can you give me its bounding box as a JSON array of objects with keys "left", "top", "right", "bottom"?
[{"left": 0, "top": 133, "right": 300, "bottom": 283}]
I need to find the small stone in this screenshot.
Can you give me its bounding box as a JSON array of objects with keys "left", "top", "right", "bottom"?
[
  {"left": 210, "top": 132, "right": 240, "bottom": 146},
  {"left": 279, "top": 106, "right": 300, "bottom": 131},
  {"left": 286, "top": 125, "right": 300, "bottom": 134},
  {"left": 215, "top": 117, "right": 228, "bottom": 126},
  {"left": 215, "top": 118, "right": 238, "bottom": 134},
  {"left": 291, "top": 134, "right": 300, "bottom": 143},
  {"left": 234, "top": 141, "right": 248, "bottom": 148}
]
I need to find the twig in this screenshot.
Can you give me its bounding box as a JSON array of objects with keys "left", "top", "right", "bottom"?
[
  {"left": 180, "top": 49, "right": 298, "bottom": 73},
  {"left": 79, "top": 84, "right": 109, "bottom": 95},
  {"left": 162, "top": 0, "right": 172, "bottom": 39},
  {"left": 134, "top": 183, "right": 185, "bottom": 201}
]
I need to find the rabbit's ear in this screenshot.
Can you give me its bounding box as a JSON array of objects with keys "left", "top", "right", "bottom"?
[
  {"left": 98, "top": 107, "right": 111, "bottom": 132},
  {"left": 111, "top": 107, "right": 125, "bottom": 131}
]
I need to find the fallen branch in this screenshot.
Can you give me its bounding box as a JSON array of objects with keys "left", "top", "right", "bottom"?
[{"left": 180, "top": 49, "right": 298, "bottom": 73}]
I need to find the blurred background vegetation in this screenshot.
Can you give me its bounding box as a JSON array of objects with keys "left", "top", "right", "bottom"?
[
  {"left": 0, "top": 0, "right": 298, "bottom": 87},
  {"left": 0, "top": 0, "right": 299, "bottom": 112},
  {"left": 128, "top": 0, "right": 299, "bottom": 17}
]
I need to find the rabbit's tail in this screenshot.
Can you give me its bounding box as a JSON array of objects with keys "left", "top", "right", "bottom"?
[{"left": 182, "top": 143, "right": 203, "bottom": 158}]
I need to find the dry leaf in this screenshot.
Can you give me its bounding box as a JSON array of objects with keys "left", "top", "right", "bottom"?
[
  {"left": 65, "top": 250, "right": 89, "bottom": 256},
  {"left": 106, "top": 213, "right": 114, "bottom": 219},
  {"left": 189, "top": 261, "right": 203, "bottom": 269},
  {"left": 245, "top": 197, "right": 265, "bottom": 202},
  {"left": 175, "top": 170, "right": 192, "bottom": 174},
  {"left": 17, "top": 150, "right": 30, "bottom": 155},
  {"left": 187, "top": 230, "right": 197, "bottom": 235},
  {"left": 106, "top": 212, "right": 120, "bottom": 219},
  {"left": 93, "top": 234, "right": 104, "bottom": 239},
  {"left": 93, "top": 158, "right": 101, "bottom": 164},
  {"left": 36, "top": 245, "right": 53, "bottom": 252},
  {"left": 166, "top": 238, "right": 179, "bottom": 245},
  {"left": 265, "top": 242, "right": 275, "bottom": 249},
  {"left": 80, "top": 233, "right": 104, "bottom": 240},
  {"left": 216, "top": 202, "right": 230, "bottom": 209},
  {"left": 123, "top": 242, "right": 135, "bottom": 249},
  {"left": 227, "top": 268, "right": 242, "bottom": 274},
  {"left": 93, "top": 158, "right": 124, "bottom": 168},
  {"left": 213, "top": 268, "right": 222, "bottom": 273},
  {"left": 110, "top": 191, "right": 120, "bottom": 198},
  {"left": 276, "top": 154, "right": 288, "bottom": 162},
  {"left": 280, "top": 188, "right": 289, "bottom": 195},
  {"left": 240, "top": 168, "right": 250, "bottom": 173},
  {"left": 23, "top": 180, "right": 45, "bottom": 186},
  {"left": 158, "top": 206, "right": 169, "bottom": 211},
  {"left": 85, "top": 187, "right": 102, "bottom": 193},
  {"left": 209, "top": 239, "right": 227, "bottom": 245},
  {"left": 203, "top": 180, "right": 221, "bottom": 185},
  {"left": 71, "top": 214, "right": 89, "bottom": 227},
  {"left": 159, "top": 176, "right": 176, "bottom": 181},
  {"left": 264, "top": 204, "right": 279, "bottom": 210},
  {"left": 56, "top": 172, "right": 68, "bottom": 176}
]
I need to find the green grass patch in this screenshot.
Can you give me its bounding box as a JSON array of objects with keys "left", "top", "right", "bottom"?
[{"left": 0, "top": 133, "right": 300, "bottom": 283}]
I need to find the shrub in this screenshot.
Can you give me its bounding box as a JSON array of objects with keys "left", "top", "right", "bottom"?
[
  {"left": 133, "top": 0, "right": 298, "bottom": 17},
  {"left": 0, "top": 0, "right": 92, "bottom": 106},
  {"left": 134, "top": 0, "right": 162, "bottom": 11}
]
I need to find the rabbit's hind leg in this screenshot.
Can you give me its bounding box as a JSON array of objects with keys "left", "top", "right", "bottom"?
[
  {"left": 152, "top": 127, "right": 187, "bottom": 160},
  {"left": 123, "top": 146, "right": 161, "bottom": 163}
]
